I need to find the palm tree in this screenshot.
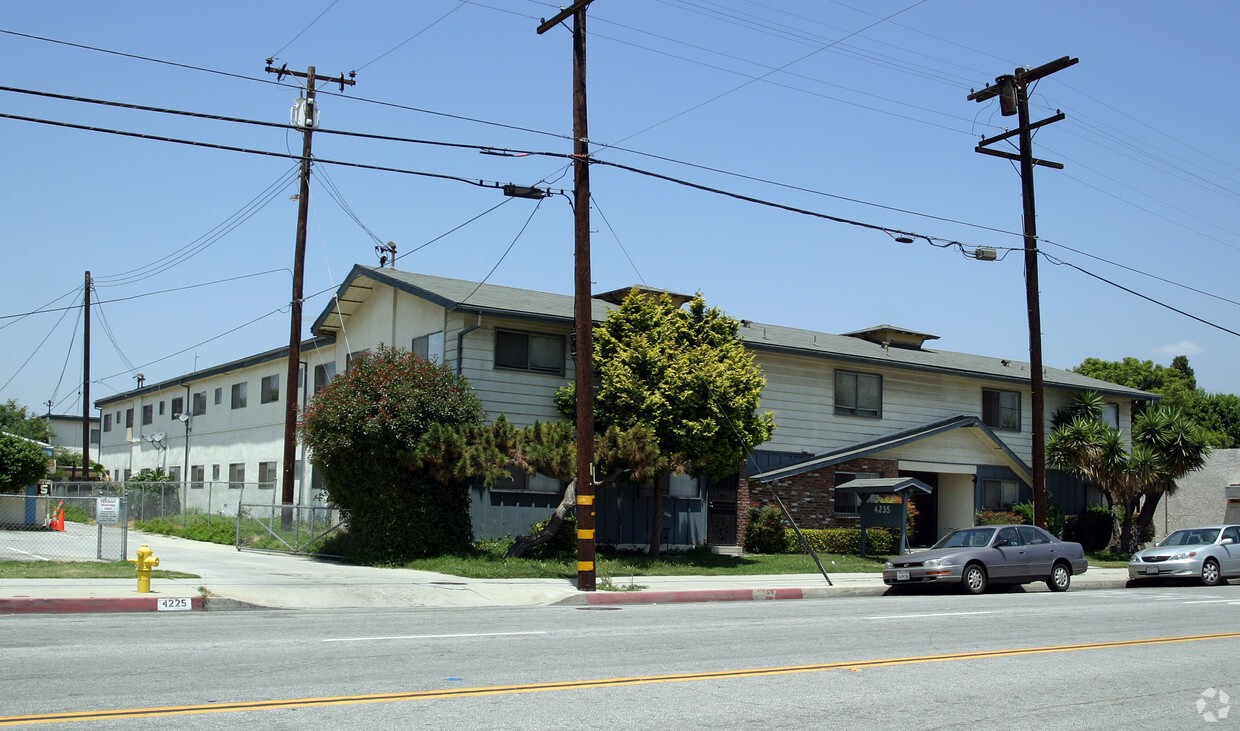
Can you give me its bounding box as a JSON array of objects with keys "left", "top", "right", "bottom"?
[{"left": 1047, "top": 393, "right": 1209, "bottom": 554}]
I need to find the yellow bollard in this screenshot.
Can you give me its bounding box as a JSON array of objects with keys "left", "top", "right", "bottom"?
[{"left": 128, "top": 544, "right": 160, "bottom": 593}]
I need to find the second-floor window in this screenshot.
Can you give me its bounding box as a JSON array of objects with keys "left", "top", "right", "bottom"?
[
  {"left": 142, "top": 405, "right": 153, "bottom": 426},
  {"left": 982, "top": 389, "right": 1021, "bottom": 431},
  {"left": 494, "top": 329, "right": 565, "bottom": 375},
  {"left": 835, "top": 370, "right": 882, "bottom": 417},
  {"left": 261, "top": 375, "right": 280, "bottom": 404},
  {"left": 192, "top": 391, "right": 207, "bottom": 416},
  {"left": 232, "top": 382, "right": 247, "bottom": 410},
  {"left": 171, "top": 397, "right": 184, "bottom": 418},
  {"left": 103, "top": 414, "right": 112, "bottom": 432}
]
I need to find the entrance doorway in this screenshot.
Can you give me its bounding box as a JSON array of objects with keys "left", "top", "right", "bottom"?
[
  {"left": 706, "top": 474, "right": 739, "bottom": 545},
  {"left": 900, "top": 470, "right": 939, "bottom": 547}
]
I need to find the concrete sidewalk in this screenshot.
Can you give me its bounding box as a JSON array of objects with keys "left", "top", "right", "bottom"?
[{"left": 0, "top": 530, "right": 1133, "bottom": 613}]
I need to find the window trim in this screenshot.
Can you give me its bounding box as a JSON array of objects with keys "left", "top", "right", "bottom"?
[
  {"left": 231, "top": 382, "right": 248, "bottom": 410},
  {"left": 260, "top": 374, "right": 280, "bottom": 404},
  {"left": 982, "top": 388, "right": 1022, "bottom": 432},
  {"left": 834, "top": 370, "right": 883, "bottom": 418},
  {"left": 493, "top": 328, "right": 566, "bottom": 376}
]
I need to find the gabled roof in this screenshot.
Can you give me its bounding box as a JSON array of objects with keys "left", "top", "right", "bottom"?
[
  {"left": 312, "top": 265, "right": 616, "bottom": 336},
  {"left": 835, "top": 477, "right": 935, "bottom": 495},
  {"left": 310, "top": 265, "right": 1153, "bottom": 401},
  {"left": 750, "top": 414, "right": 1032, "bottom": 485}
]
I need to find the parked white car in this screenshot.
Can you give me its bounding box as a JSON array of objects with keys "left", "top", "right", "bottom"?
[{"left": 1127, "top": 525, "right": 1240, "bottom": 586}]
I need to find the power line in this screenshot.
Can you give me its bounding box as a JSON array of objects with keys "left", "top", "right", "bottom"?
[{"left": 269, "top": 0, "right": 342, "bottom": 60}]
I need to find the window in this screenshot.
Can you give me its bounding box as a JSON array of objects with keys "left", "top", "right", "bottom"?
[
  {"left": 494, "top": 330, "right": 565, "bottom": 375},
  {"left": 212, "top": 464, "right": 220, "bottom": 481},
  {"left": 190, "top": 465, "right": 205, "bottom": 489},
  {"left": 1018, "top": 525, "right": 1051, "bottom": 545},
  {"left": 103, "top": 414, "right": 112, "bottom": 432},
  {"left": 171, "top": 397, "right": 184, "bottom": 418},
  {"left": 982, "top": 389, "right": 1021, "bottom": 431},
  {"left": 260, "top": 375, "right": 280, "bottom": 404},
  {"left": 492, "top": 466, "right": 562, "bottom": 493},
  {"left": 258, "top": 461, "right": 278, "bottom": 489},
  {"left": 346, "top": 350, "right": 370, "bottom": 371},
  {"left": 1224, "top": 526, "right": 1240, "bottom": 544},
  {"left": 90, "top": 428, "right": 100, "bottom": 444},
  {"left": 835, "top": 371, "right": 882, "bottom": 417},
  {"left": 159, "top": 401, "right": 165, "bottom": 416},
  {"left": 982, "top": 479, "right": 1019, "bottom": 510},
  {"left": 142, "top": 405, "right": 153, "bottom": 425},
  {"left": 214, "top": 387, "right": 223, "bottom": 405},
  {"left": 996, "top": 526, "right": 1021, "bottom": 546},
  {"left": 412, "top": 332, "right": 444, "bottom": 362},
  {"left": 168, "top": 466, "right": 181, "bottom": 482},
  {"left": 833, "top": 470, "right": 881, "bottom": 515},
  {"left": 228, "top": 463, "right": 245, "bottom": 485},
  {"left": 313, "top": 363, "right": 336, "bottom": 395},
  {"left": 1101, "top": 402, "right": 1120, "bottom": 429},
  {"left": 192, "top": 391, "right": 207, "bottom": 416},
  {"left": 125, "top": 408, "right": 134, "bottom": 428},
  {"left": 231, "top": 382, "right": 247, "bottom": 409}
]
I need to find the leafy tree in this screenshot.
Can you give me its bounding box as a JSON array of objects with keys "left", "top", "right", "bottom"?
[
  {"left": 555, "top": 290, "right": 774, "bottom": 556},
  {"left": 0, "top": 399, "right": 53, "bottom": 443},
  {"left": 300, "top": 345, "right": 485, "bottom": 562},
  {"left": 0, "top": 433, "right": 50, "bottom": 493},
  {"left": 1072, "top": 356, "right": 1240, "bottom": 447},
  {"left": 1048, "top": 392, "right": 1209, "bottom": 553},
  {"left": 129, "top": 468, "right": 175, "bottom": 482}
]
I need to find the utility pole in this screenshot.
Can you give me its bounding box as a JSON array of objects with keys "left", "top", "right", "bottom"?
[
  {"left": 265, "top": 62, "right": 355, "bottom": 516},
  {"left": 539, "top": 0, "right": 597, "bottom": 592},
  {"left": 82, "top": 271, "right": 91, "bottom": 476},
  {"left": 969, "top": 56, "right": 1077, "bottom": 529}
]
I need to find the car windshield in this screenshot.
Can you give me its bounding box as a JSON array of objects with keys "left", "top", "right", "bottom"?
[
  {"left": 933, "top": 528, "right": 995, "bottom": 549},
  {"left": 1161, "top": 528, "right": 1220, "bottom": 547}
]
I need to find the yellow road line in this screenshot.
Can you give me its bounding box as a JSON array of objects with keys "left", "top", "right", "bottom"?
[{"left": 4, "top": 631, "right": 1238, "bottom": 725}]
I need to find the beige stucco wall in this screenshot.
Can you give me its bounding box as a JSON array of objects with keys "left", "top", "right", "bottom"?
[{"left": 1154, "top": 448, "right": 1240, "bottom": 542}]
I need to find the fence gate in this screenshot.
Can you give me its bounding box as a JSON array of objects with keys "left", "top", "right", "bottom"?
[{"left": 234, "top": 500, "right": 347, "bottom": 558}]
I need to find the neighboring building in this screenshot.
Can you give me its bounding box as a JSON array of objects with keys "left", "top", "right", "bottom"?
[
  {"left": 1152, "top": 449, "right": 1240, "bottom": 542},
  {"left": 96, "top": 265, "right": 1154, "bottom": 548},
  {"left": 45, "top": 413, "right": 100, "bottom": 455}
]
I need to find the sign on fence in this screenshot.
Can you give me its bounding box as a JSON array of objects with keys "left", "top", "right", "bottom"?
[{"left": 97, "top": 497, "right": 121, "bottom": 525}]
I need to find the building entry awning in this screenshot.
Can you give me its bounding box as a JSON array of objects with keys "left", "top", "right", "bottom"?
[{"left": 837, "top": 477, "right": 933, "bottom": 556}]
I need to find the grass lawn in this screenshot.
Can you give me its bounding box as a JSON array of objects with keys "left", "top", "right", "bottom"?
[
  {"left": 397, "top": 543, "right": 892, "bottom": 580},
  {"left": 0, "top": 561, "right": 199, "bottom": 580}
]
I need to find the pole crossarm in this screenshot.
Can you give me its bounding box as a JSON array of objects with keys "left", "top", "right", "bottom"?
[
  {"left": 973, "top": 146, "right": 1065, "bottom": 170},
  {"left": 977, "top": 113, "right": 1066, "bottom": 148},
  {"left": 265, "top": 63, "right": 356, "bottom": 91},
  {"left": 537, "top": 0, "right": 595, "bottom": 34}
]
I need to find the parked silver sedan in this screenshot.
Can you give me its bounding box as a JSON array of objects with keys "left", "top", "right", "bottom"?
[
  {"left": 883, "top": 524, "right": 1089, "bottom": 594},
  {"left": 1127, "top": 525, "right": 1240, "bottom": 586}
]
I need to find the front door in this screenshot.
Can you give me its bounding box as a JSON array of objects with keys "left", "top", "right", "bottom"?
[
  {"left": 901, "top": 471, "right": 939, "bottom": 547},
  {"left": 706, "top": 474, "right": 739, "bottom": 546}
]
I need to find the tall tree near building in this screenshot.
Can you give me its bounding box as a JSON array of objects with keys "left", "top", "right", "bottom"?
[
  {"left": 555, "top": 290, "right": 774, "bottom": 557},
  {"left": 299, "top": 345, "right": 485, "bottom": 562},
  {"left": 0, "top": 433, "right": 50, "bottom": 493},
  {"left": 0, "top": 400, "right": 53, "bottom": 443},
  {"left": 1048, "top": 392, "right": 1209, "bottom": 553}
]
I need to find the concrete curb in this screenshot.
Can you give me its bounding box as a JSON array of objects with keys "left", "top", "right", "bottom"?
[{"left": 0, "top": 596, "right": 205, "bottom": 614}]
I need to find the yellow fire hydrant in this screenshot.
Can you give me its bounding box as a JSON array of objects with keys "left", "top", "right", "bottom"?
[{"left": 129, "top": 544, "right": 160, "bottom": 593}]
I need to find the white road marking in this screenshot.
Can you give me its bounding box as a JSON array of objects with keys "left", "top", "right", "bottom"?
[
  {"left": 864, "top": 611, "right": 992, "bottom": 620},
  {"left": 324, "top": 631, "right": 547, "bottom": 643},
  {"left": 3, "top": 547, "right": 50, "bottom": 561}
]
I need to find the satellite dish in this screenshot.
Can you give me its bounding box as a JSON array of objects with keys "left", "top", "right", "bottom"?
[
  {"left": 153, "top": 432, "right": 166, "bottom": 442},
  {"left": 178, "top": 413, "right": 190, "bottom": 423}
]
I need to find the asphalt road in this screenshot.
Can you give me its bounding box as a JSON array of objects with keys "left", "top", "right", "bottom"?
[{"left": 2, "top": 583, "right": 1238, "bottom": 729}]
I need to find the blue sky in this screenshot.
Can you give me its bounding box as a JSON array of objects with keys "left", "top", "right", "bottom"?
[{"left": 3, "top": 1, "right": 1239, "bottom": 419}]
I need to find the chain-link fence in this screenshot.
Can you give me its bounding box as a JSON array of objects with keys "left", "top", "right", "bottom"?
[
  {"left": 235, "top": 502, "right": 348, "bottom": 557},
  {"left": 0, "top": 493, "right": 128, "bottom": 561}
]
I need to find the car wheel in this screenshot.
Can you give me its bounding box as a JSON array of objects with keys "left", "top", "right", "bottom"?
[
  {"left": 961, "top": 563, "right": 987, "bottom": 595},
  {"left": 1047, "top": 562, "right": 1071, "bottom": 592},
  {"left": 1202, "top": 558, "right": 1222, "bottom": 586}
]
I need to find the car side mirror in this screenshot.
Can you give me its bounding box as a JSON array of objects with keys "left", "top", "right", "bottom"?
[
  {"left": 1222, "top": 538, "right": 1235, "bottom": 546},
  {"left": 994, "top": 539, "right": 1011, "bottom": 548}
]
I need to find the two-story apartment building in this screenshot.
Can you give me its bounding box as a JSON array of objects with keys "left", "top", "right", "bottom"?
[{"left": 96, "top": 264, "right": 1151, "bottom": 547}]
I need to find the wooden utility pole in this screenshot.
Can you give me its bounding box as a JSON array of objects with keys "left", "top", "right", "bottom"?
[
  {"left": 265, "top": 62, "right": 355, "bottom": 512},
  {"left": 82, "top": 271, "right": 91, "bottom": 474},
  {"left": 969, "top": 56, "right": 1077, "bottom": 529},
  {"left": 539, "top": 0, "right": 597, "bottom": 591}
]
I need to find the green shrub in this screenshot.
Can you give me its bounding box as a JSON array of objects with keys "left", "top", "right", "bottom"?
[
  {"left": 785, "top": 527, "right": 894, "bottom": 556},
  {"left": 743, "top": 505, "right": 789, "bottom": 554},
  {"left": 976, "top": 509, "right": 1022, "bottom": 525},
  {"left": 1063, "top": 506, "right": 1114, "bottom": 551}
]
